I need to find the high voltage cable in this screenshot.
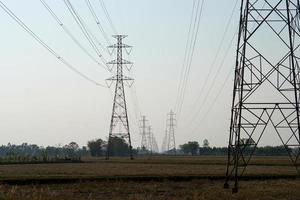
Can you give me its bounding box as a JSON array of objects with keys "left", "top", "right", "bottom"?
[
  {"left": 184, "top": 1, "right": 267, "bottom": 131},
  {"left": 0, "top": 1, "right": 106, "bottom": 87},
  {"left": 98, "top": 0, "right": 118, "bottom": 35},
  {"left": 130, "top": 84, "right": 142, "bottom": 118},
  {"left": 85, "top": 0, "right": 112, "bottom": 46},
  {"left": 40, "top": 0, "right": 108, "bottom": 71},
  {"left": 174, "top": 0, "right": 196, "bottom": 112},
  {"left": 176, "top": 0, "right": 205, "bottom": 120},
  {"left": 64, "top": 0, "right": 106, "bottom": 54},
  {"left": 189, "top": 66, "right": 233, "bottom": 136},
  {"left": 177, "top": 0, "right": 205, "bottom": 116},
  {"left": 199, "top": 67, "right": 233, "bottom": 123},
  {"left": 184, "top": 29, "right": 237, "bottom": 129},
  {"left": 63, "top": 0, "right": 109, "bottom": 69},
  {"left": 184, "top": 0, "right": 238, "bottom": 119},
  {"left": 129, "top": 70, "right": 142, "bottom": 133},
  {"left": 130, "top": 88, "right": 141, "bottom": 133},
  {"left": 176, "top": 0, "right": 204, "bottom": 117}
]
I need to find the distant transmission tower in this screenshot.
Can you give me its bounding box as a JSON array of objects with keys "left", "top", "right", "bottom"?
[
  {"left": 148, "top": 126, "right": 153, "bottom": 154},
  {"left": 140, "top": 115, "right": 148, "bottom": 151},
  {"left": 162, "top": 129, "right": 168, "bottom": 153},
  {"left": 224, "top": 0, "right": 300, "bottom": 193},
  {"left": 150, "top": 130, "right": 159, "bottom": 153},
  {"left": 106, "top": 35, "right": 134, "bottom": 160},
  {"left": 147, "top": 126, "right": 159, "bottom": 153},
  {"left": 166, "top": 110, "right": 176, "bottom": 154}
]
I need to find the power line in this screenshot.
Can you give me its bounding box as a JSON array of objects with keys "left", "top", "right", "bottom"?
[
  {"left": 63, "top": 0, "right": 109, "bottom": 68},
  {"left": 189, "top": 64, "right": 233, "bottom": 135},
  {"left": 40, "top": 0, "right": 109, "bottom": 71},
  {"left": 85, "top": 0, "right": 112, "bottom": 46},
  {"left": 0, "top": 1, "right": 106, "bottom": 87},
  {"left": 185, "top": 28, "right": 237, "bottom": 130},
  {"left": 184, "top": 1, "right": 266, "bottom": 130},
  {"left": 184, "top": 0, "right": 238, "bottom": 119},
  {"left": 98, "top": 0, "right": 118, "bottom": 35},
  {"left": 176, "top": 0, "right": 205, "bottom": 120},
  {"left": 174, "top": 0, "right": 196, "bottom": 112}
]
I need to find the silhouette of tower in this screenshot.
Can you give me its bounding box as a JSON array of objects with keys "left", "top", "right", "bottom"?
[
  {"left": 140, "top": 115, "right": 148, "bottom": 151},
  {"left": 147, "top": 126, "right": 153, "bottom": 154},
  {"left": 106, "top": 35, "right": 133, "bottom": 160},
  {"left": 150, "top": 129, "right": 159, "bottom": 153},
  {"left": 166, "top": 110, "right": 176, "bottom": 154},
  {"left": 162, "top": 129, "right": 168, "bottom": 153},
  {"left": 224, "top": 0, "right": 300, "bottom": 193}
]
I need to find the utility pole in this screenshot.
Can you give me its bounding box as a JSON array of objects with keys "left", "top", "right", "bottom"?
[
  {"left": 140, "top": 115, "right": 148, "bottom": 151},
  {"left": 224, "top": 0, "right": 300, "bottom": 193},
  {"left": 106, "top": 35, "right": 134, "bottom": 160},
  {"left": 166, "top": 110, "right": 176, "bottom": 154}
]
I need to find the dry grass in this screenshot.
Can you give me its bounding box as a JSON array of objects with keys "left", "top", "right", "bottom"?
[
  {"left": 0, "top": 156, "right": 298, "bottom": 199},
  {"left": 0, "top": 156, "right": 297, "bottom": 180},
  {"left": 1, "top": 179, "right": 300, "bottom": 200}
]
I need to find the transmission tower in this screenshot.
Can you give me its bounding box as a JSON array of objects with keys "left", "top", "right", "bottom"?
[
  {"left": 147, "top": 126, "right": 159, "bottom": 153},
  {"left": 140, "top": 115, "right": 148, "bottom": 151},
  {"left": 106, "top": 35, "right": 134, "bottom": 160},
  {"left": 148, "top": 126, "right": 153, "bottom": 154},
  {"left": 224, "top": 0, "right": 300, "bottom": 193},
  {"left": 162, "top": 129, "right": 168, "bottom": 153},
  {"left": 166, "top": 110, "right": 177, "bottom": 154},
  {"left": 151, "top": 132, "right": 159, "bottom": 153}
]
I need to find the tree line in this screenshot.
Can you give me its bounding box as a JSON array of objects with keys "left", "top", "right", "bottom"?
[
  {"left": 0, "top": 138, "right": 294, "bottom": 163},
  {"left": 178, "top": 140, "right": 294, "bottom": 156},
  {"left": 0, "top": 137, "right": 138, "bottom": 162}
]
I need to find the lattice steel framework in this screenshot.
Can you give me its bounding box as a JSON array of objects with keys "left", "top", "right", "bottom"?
[
  {"left": 147, "top": 126, "right": 153, "bottom": 153},
  {"left": 166, "top": 110, "right": 177, "bottom": 154},
  {"left": 140, "top": 115, "right": 148, "bottom": 150},
  {"left": 224, "top": 0, "right": 300, "bottom": 193},
  {"left": 106, "top": 35, "right": 134, "bottom": 160}
]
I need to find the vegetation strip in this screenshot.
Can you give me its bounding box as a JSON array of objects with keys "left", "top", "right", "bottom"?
[{"left": 1, "top": 175, "right": 299, "bottom": 185}]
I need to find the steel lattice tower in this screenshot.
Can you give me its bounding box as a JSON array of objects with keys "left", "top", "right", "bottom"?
[
  {"left": 162, "top": 129, "right": 168, "bottom": 153},
  {"left": 148, "top": 126, "right": 153, "bottom": 154},
  {"left": 224, "top": 0, "right": 300, "bottom": 193},
  {"left": 106, "top": 35, "right": 134, "bottom": 160},
  {"left": 166, "top": 110, "right": 177, "bottom": 154},
  {"left": 140, "top": 116, "right": 148, "bottom": 151},
  {"left": 147, "top": 126, "right": 159, "bottom": 153}
]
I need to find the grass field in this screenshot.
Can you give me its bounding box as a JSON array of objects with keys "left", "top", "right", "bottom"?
[{"left": 0, "top": 156, "right": 299, "bottom": 199}]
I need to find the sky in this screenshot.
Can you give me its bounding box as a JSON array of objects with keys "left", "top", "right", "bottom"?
[{"left": 0, "top": 0, "right": 243, "bottom": 148}]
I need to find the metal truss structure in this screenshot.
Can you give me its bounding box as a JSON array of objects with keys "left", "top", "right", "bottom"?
[
  {"left": 162, "top": 110, "right": 177, "bottom": 154},
  {"left": 224, "top": 0, "right": 300, "bottom": 193},
  {"left": 106, "top": 35, "right": 134, "bottom": 160}
]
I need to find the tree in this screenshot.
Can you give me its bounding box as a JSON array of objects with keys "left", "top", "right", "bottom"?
[
  {"left": 179, "top": 141, "right": 199, "bottom": 155},
  {"left": 108, "top": 137, "right": 130, "bottom": 157},
  {"left": 63, "top": 142, "right": 80, "bottom": 158},
  {"left": 68, "top": 142, "right": 79, "bottom": 151},
  {"left": 180, "top": 143, "right": 191, "bottom": 154},
  {"left": 203, "top": 139, "right": 209, "bottom": 148},
  {"left": 87, "top": 139, "right": 105, "bottom": 157}
]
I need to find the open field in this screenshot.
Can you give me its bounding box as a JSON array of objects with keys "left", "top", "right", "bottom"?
[{"left": 0, "top": 156, "right": 299, "bottom": 199}]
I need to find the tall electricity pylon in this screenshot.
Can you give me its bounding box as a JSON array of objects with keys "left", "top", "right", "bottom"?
[
  {"left": 166, "top": 110, "right": 176, "bottom": 154},
  {"left": 140, "top": 116, "right": 148, "bottom": 151},
  {"left": 224, "top": 0, "right": 300, "bottom": 193},
  {"left": 162, "top": 129, "right": 168, "bottom": 153},
  {"left": 148, "top": 126, "right": 153, "bottom": 154},
  {"left": 150, "top": 130, "right": 159, "bottom": 153},
  {"left": 106, "top": 35, "right": 134, "bottom": 160},
  {"left": 147, "top": 126, "right": 159, "bottom": 153}
]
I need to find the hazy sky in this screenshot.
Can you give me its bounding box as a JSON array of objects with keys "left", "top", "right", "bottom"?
[{"left": 0, "top": 0, "right": 242, "bottom": 148}]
